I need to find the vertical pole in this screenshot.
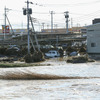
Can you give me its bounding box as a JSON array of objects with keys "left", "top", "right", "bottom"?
[
  {"left": 38, "top": 22, "right": 40, "bottom": 32},
  {"left": 4, "top": 6, "right": 6, "bottom": 40},
  {"left": 47, "top": 24, "right": 49, "bottom": 29},
  {"left": 50, "top": 11, "right": 54, "bottom": 33},
  {"left": 42, "top": 23, "right": 45, "bottom": 31},
  {"left": 56, "top": 36, "right": 58, "bottom": 47},
  {"left": 54, "top": 24, "right": 57, "bottom": 29},
  {"left": 71, "top": 18, "right": 73, "bottom": 33},
  {"left": 66, "top": 17, "right": 68, "bottom": 33},
  {"left": 27, "top": 0, "right": 30, "bottom": 54},
  {"left": 51, "top": 11, "right": 53, "bottom": 33},
  {"left": 71, "top": 18, "right": 73, "bottom": 28},
  {"left": 64, "top": 11, "right": 69, "bottom": 34}
]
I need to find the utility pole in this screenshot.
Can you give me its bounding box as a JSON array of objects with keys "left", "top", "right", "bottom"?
[
  {"left": 4, "top": 7, "right": 11, "bottom": 40},
  {"left": 56, "top": 35, "right": 58, "bottom": 47},
  {"left": 27, "top": 0, "right": 30, "bottom": 54},
  {"left": 42, "top": 23, "right": 45, "bottom": 31},
  {"left": 71, "top": 18, "right": 73, "bottom": 28},
  {"left": 50, "top": 11, "right": 54, "bottom": 33},
  {"left": 47, "top": 24, "right": 49, "bottom": 29},
  {"left": 4, "top": 7, "right": 6, "bottom": 40},
  {"left": 64, "top": 11, "right": 69, "bottom": 34},
  {"left": 54, "top": 24, "right": 58, "bottom": 29},
  {"left": 38, "top": 21, "right": 41, "bottom": 32},
  {"left": 71, "top": 18, "right": 73, "bottom": 33},
  {"left": 24, "top": 0, "right": 33, "bottom": 54}
]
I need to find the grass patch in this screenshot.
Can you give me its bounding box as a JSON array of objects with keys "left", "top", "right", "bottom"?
[{"left": 0, "top": 63, "right": 50, "bottom": 68}]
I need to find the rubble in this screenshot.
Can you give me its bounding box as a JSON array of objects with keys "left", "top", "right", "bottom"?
[
  {"left": 24, "top": 51, "right": 45, "bottom": 63},
  {"left": 67, "top": 55, "right": 95, "bottom": 63}
]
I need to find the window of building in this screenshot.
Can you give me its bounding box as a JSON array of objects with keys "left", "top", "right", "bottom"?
[
  {"left": 91, "top": 43, "right": 96, "bottom": 47},
  {"left": 88, "top": 30, "right": 94, "bottom": 32}
]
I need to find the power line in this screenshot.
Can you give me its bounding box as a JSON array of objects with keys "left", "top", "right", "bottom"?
[
  {"left": 73, "top": 10, "right": 100, "bottom": 20},
  {"left": 43, "top": 0, "right": 100, "bottom": 7},
  {"left": 5, "top": 9, "right": 100, "bottom": 17}
]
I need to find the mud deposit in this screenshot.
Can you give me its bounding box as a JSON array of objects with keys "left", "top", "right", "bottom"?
[{"left": 0, "top": 58, "right": 100, "bottom": 100}]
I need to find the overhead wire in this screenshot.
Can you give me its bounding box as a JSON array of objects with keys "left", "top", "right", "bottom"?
[
  {"left": 42, "top": 0, "right": 100, "bottom": 7},
  {"left": 1, "top": 0, "right": 100, "bottom": 28},
  {"left": 73, "top": 10, "right": 100, "bottom": 22}
]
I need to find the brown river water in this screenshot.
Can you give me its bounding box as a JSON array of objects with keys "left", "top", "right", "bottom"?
[{"left": 0, "top": 58, "right": 100, "bottom": 100}]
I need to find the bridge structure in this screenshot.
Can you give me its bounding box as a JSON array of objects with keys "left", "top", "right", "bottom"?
[{"left": 0, "top": 32, "right": 86, "bottom": 47}]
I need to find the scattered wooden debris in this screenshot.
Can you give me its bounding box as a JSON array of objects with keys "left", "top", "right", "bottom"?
[
  {"left": 24, "top": 51, "right": 45, "bottom": 63},
  {"left": 67, "top": 55, "right": 95, "bottom": 63}
]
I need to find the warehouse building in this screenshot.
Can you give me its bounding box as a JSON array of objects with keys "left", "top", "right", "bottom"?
[{"left": 87, "top": 23, "right": 100, "bottom": 59}]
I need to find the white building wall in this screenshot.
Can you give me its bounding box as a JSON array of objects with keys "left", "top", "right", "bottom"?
[{"left": 87, "top": 23, "right": 100, "bottom": 53}]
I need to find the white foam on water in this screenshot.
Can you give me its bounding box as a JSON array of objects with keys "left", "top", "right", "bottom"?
[{"left": 11, "top": 97, "right": 32, "bottom": 100}]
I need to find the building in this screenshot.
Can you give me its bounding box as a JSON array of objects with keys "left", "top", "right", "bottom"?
[
  {"left": 92, "top": 18, "right": 100, "bottom": 24},
  {"left": 0, "top": 28, "right": 27, "bottom": 40},
  {"left": 87, "top": 23, "right": 100, "bottom": 59},
  {"left": 41, "top": 27, "right": 86, "bottom": 34}
]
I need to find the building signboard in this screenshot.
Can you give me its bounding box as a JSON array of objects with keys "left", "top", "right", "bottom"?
[{"left": 2, "top": 25, "right": 10, "bottom": 33}]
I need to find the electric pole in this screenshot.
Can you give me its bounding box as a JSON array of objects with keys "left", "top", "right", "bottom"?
[
  {"left": 27, "top": 0, "right": 30, "bottom": 54},
  {"left": 71, "top": 18, "right": 73, "bottom": 33},
  {"left": 24, "top": 0, "right": 33, "bottom": 54},
  {"left": 47, "top": 24, "right": 49, "bottom": 29},
  {"left": 64, "top": 11, "right": 69, "bottom": 34},
  {"left": 4, "top": 7, "right": 6, "bottom": 40},
  {"left": 54, "top": 24, "right": 58, "bottom": 29},
  {"left": 4, "top": 7, "right": 11, "bottom": 40},
  {"left": 71, "top": 18, "right": 73, "bottom": 28},
  {"left": 50, "top": 11, "right": 54, "bottom": 33},
  {"left": 42, "top": 23, "right": 45, "bottom": 31}
]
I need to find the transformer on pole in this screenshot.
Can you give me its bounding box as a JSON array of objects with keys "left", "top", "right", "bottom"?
[{"left": 64, "top": 11, "right": 69, "bottom": 34}]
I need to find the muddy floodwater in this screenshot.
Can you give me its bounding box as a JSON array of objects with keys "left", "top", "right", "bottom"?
[{"left": 0, "top": 58, "right": 100, "bottom": 100}]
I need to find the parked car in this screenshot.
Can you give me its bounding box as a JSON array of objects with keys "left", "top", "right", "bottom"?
[
  {"left": 70, "top": 51, "right": 78, "bottom": 56},
  {"left": 45, "top": 50, "right": 60, "bottom": 58},
  {"left": 42, "top": 45, "right": 54, "bottom": 49},
  {"left": 7, "top": 45, "right": 20, "bottom": 52},
  {"left": 62, "top": 44, "right": 68, "bottom": 48},
  {"left": 8, "top": 45, "right": 18, "bottom": 48}
]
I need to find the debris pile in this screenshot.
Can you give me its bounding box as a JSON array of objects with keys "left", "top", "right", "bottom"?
[
  {"left": 24, "top": 51, "right": 45, "bottom": 63},
  {"left": 66, "top": 46, "right": 78, "bottom": 56},
  {"left": 79, "top": 47, "right": 86, "bottom": 55},
  {"left": 67, "top": 55, "right": 95, "bottom": 63},
  {"left": 0, "top": 47, "right": 7, "bottom": 55},
  {"left": 59, "top": 48, "right": 64, "bottom": 57}
]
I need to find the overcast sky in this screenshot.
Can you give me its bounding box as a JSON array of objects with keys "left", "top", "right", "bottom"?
[{"left": 0, "top": 0, "right": 100, "bottom": 30}]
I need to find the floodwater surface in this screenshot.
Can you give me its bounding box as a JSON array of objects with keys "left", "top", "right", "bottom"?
[{"left": 0, "top": 58, "right": 100, "bottom": 100}]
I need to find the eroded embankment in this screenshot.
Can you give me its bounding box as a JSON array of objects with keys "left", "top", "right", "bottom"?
[
  {"left": 0, "top": 72, "right": 99, "bottom": 80},
  {"left": 0, "top": 72, "right": 66, "bottom": 80}
]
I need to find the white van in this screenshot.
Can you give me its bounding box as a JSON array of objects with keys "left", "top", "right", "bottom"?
[{"left": 45, "top": 50, "right": 60, "bottom": 58}]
